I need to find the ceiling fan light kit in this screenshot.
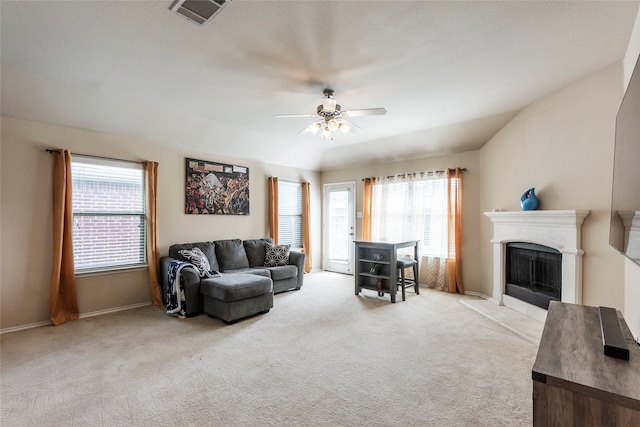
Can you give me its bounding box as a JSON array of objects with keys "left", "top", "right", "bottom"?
[{"left": 275, "top": 88, "right": 387, "bottom": 141}]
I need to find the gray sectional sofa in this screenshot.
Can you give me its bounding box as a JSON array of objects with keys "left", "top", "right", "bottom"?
[{"left": 160, "top": 238, "right": 305, "bottom": 323}]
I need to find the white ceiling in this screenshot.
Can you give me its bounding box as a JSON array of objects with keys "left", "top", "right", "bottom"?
[{"left": 2, "top": 1, "right": 638, "bottom": 171}]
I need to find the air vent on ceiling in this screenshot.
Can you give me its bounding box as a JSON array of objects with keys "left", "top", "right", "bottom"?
[{"left": 169, "top": 0, "right": 231, "bottom": 26}]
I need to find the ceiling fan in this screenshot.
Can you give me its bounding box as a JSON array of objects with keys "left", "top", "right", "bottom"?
[{"left": 274, "top": 88, "right": 387, "bottom": 140}]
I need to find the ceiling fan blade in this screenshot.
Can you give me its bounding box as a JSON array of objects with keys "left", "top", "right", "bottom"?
[
  {"left": 274, "top": 114, "right": 318, "bottom": 118},
  {"left": 298, "top": 120, "right": 322, "bottom": 135},
  {"left": 342, "top": 108, "right": 387, "bottom": 117},
  {"left": 342, "top": 118, "right": 361, "bottom": 130}
]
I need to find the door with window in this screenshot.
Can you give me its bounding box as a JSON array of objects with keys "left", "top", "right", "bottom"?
[{"left": 323, "top": 182, "right": 355, "bottom": 274}]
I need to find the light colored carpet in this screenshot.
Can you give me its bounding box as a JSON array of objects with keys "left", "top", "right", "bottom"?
[{"left": 1, "top": 271, "right": 538, "bottom": 426}]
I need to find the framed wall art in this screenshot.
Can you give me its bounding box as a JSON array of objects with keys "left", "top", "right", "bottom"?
[{"left": 185, "top": 158, "right": 249, "bottom": 215}]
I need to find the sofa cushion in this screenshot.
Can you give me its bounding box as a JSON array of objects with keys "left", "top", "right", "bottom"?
[
  {"left": 243, "top": 238, "right": 274, "bottom": 267},
  {"left": 264, "top": 242, "right": 290, "bottom": 267},
  {"left": 214, "top": 239, "right": 250, "bottom": 271},
  {"left": 266, "top": 265, "right": 298, "bottom": 281},
  {"left": 224, "top": 268, "right": 271, "bottom": 279},
  {"left": 169, "top": 242, "right": 219, "bottom": 271},
  {"left": 200, "top": 274, "right": 272, "bottom": 302}
]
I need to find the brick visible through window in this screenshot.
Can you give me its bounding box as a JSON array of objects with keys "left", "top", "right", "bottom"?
[{"left": 71, "top": 156, "right": 146, "bottom": 272}]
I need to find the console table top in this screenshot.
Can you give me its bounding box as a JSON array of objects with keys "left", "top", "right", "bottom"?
[{"left": 532, "top": 302, "right": 640, "bottom": 409}]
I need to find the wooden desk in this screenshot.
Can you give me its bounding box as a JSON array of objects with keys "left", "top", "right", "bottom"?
[
  {"left": 354, "top": 239, "right": 419, "bottom": 303},
  {"left": 532, "top": 301, "right": 640, "bottom": 426}
]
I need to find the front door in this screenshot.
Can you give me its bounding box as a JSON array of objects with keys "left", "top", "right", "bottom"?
[{"left": 323, "top": 182, "right": 355, "bottom": 274}]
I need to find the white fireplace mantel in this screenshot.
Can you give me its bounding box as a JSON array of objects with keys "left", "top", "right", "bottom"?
[{"left": 484, "top": 210, "right": 590, "bottom": 320}]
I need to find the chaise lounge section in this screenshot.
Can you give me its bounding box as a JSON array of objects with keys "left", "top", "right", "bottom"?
[{"left": 160, "top": 238, "right": 305, "bottom": 323}]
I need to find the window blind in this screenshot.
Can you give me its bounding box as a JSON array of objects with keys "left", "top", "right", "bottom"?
[
  {"left": 71, "top": 156, "right": 146, "bottom": 272},
  {"left": 278, "top": 181, "right": 302, "bottom": 248}
]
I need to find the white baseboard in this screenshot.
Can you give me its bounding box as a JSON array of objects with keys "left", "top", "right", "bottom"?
[
  {"left": 0, "top": 301, "right": 152, "bottom": 335},
  {"left": 464, "top": 290, "right": 491, "bottom": 300},
  {"left": 78, "top": 301, "right": 152, "bottom": 320},
  {"left": 0, "top": 320, "right": 52, "bottom": 334}
]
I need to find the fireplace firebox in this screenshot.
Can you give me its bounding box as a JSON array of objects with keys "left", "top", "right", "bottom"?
[{"left": 505, "top": 242, "right": 562, "bottom": 310}]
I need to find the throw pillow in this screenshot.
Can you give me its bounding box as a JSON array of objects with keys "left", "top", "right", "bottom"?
[
  {"left": 264, "top": 242, "right": 290, "bottom": 267},
  {"left": 179, "top": 247, "right": 221, "bottom": 278}
]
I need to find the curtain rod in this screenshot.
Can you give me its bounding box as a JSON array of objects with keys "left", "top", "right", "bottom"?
[
  {"left": 45, "top": 149, "right": 142, "bottom": 165},
  {"left": 361, "top": 168, "right": 467, "bottom": 181}
]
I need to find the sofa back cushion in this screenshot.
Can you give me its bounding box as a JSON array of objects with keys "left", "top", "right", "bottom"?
[
  {"left": 243, "top": 238, "right": 274, "bottom": 268},
  {"left": 214, "top": 239, "right": 250, "bottom": 271},
  {"left": 169, "top": 241, "right": 219, "bottom": 271}
]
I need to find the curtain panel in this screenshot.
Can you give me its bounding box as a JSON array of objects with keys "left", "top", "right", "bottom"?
[
  {"left": 362, "top": 178, "right": 374, "bottom": 240},
  {"left": 447, "top": 168, "right": 464, "bottom": 294},
  {"left": 422, "top": 256, "right": 447, "bottom": 291},
  {"left": 268, "top": 177, "right": 279, "bottom": 243},
  {"left": 143, "top": 161, "right": 163, "bottom": 305},
  {"left": 301, "top": 182, "right": 312, "bottom": 273},
  {"left": 50, "top": 149, "right": 79, "bottom": 326}
]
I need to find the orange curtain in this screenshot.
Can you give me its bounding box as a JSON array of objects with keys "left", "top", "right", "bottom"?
[
  {"left": 143, "top": 161, "right": 163, "bottom": 306},
  {"left": 301, "top": 182, "right": 312, "bottom": 273},
  {"left": 362, "top": 178, "right": 374, "bottom": 240},
  {"left": 268, "top": 177, "right": 279, "bottom": 243},
  {"left": 50, "top": 149, "right": 79, "bottom": 326},
  {"left": 446, "top": 168, "right": 464, "bottom": 294}
]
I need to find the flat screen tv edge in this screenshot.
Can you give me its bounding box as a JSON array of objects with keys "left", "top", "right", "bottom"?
[{"left": 609, "top": 52, "right": 640, "bottom": 268}]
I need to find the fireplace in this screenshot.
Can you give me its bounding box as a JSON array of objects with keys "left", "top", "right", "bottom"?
[
  {"left": 485, "top": 210, "right": 589, "bottom": 321},
  {"left": 505, "top": 242, "right": 561, "bottom": 310}
]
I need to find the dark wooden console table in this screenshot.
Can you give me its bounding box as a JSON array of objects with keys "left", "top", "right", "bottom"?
[
  {"left": 532, "top": 301, "right": 640, "bottom": 426},
  {"left": 354, "top": 239, "right": 419, "bottom": 303}
]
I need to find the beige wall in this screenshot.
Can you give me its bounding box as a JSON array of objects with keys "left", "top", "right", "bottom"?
[
  {"left": 479, "top": 63, "right": 625, "bottom": 310},
  {"left": 0, "top": 117, "right": 321, "bottom": 330},
  {"left": 321, "top": 150, "right": 482, "bottom": 294}
]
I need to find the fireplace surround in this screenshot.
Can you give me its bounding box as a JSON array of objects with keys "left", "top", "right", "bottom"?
[{"left": 485, "top": 210, "right": 590, "bottom": 322}]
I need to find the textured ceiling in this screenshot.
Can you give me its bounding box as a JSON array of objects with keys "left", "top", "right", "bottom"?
[{"left": 1, "top": 1, "right": 639, "bottom": 171}]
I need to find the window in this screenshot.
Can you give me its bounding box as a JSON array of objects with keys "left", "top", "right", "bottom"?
[
  {"left": 278, "top": 181, "right": 302, "bottom": 248},
  {"left": 71, "top": 156, "right": 146, "bottom": 272},
  {"left": 371, "top": 174, "right": 452, "bottom": 258}
]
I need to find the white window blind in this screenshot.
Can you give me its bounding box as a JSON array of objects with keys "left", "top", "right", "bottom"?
[
  {"left": 71, "top": 156, "right": 146, "bottom": 272},
  {"left": 371, "top": 174, "right": 451, "bottom": 258},
  {"left": 278, "top": 181, "right": 302, "bottom": 248}
]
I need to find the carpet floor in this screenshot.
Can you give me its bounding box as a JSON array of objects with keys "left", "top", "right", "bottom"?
[{"left": 1, "top": 271, "right": 538, "bottom": 426}]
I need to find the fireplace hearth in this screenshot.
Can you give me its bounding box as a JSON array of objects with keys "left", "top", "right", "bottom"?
[{"left": 505, "top": 242, "right": 561, "bottom": 310}]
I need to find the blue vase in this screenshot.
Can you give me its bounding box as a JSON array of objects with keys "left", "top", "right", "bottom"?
[{"left": 520, "top": 188, "right": 539, "bottom": 211}]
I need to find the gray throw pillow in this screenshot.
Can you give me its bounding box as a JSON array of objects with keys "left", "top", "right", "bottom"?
[{"left": 264, "top": 242, "right": 290, "bottom": 267}]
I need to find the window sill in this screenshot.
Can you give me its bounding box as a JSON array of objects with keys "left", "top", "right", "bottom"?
[{"left": 75, "top": 265, "right": 148, "bottom": 278}]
